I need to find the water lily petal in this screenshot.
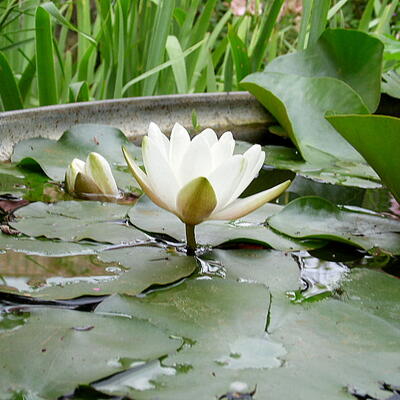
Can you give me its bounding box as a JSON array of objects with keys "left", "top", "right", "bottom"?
[
  {"left": 227, "top": 145, "right": 265, "bottom": 204},
  {"left": 65, "top": 158, "right": 85, "bottom": 193},
  {"left": 208, "top": 155, "right": 247, "bottom": 210},
  {"left": 122, "top": 146, "right": 170, "bottom": 211},
  {"left": 176, "top": 177, "right": 217, "bottom": 225},
  {"left": 148, "top": 121, "right": 170, "bottom": 159},
  {"left": 169, "top": 123, "right": 191, "bottom": 170},
  {"left": 142, "top": 136, "right": 180, "bottom": 210},
  {"left": 209, "top": 180, "right": 291, "bottom": 220},
  {"left": 197, "top": 128, "right": 218, "bottom": 148},
  {"left": 178, "top": 135, "right": 213, "bottom": 186},
  {"left": 211, "top": 131, "right": 235, "bottom": 169},
  {"left": 85, "top": 152, "right": 119, "bottom": 195}
]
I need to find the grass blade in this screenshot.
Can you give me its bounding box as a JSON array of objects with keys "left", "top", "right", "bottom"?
[
  {"left": 18, "top": 54, "right": 36, "bottom": 103},
  {"left": 142, "top": 0, "right": 175, "bottom": 96},
  {"left": 166, "top": 35, "right": 188, "bottom": 94},
  {"left": 0, "top": 50, "right": 22, "bottom": 110},
  {"left": 40, "top": 2, "right": 96, "bottom": 46},
  {"left": 35, "top": 6, "right": 58, "bottom": 106},
  {"left": 308, "top": 0, "right": 331, "bottom": 46},
  {"left": 228, "top": 25, "right": 250, "bottom": 83},
  {"left": 123, "top": 38, "right": 205, "bottom": 95},
  {"left": 69, "top": 81, "right": 90, "bottom": 103},
  {"left": 250, "top": 0, "right": 285, "bottom": 71},
  {"left": 359, "top": 0, "right": 375, "bottom": 31}
]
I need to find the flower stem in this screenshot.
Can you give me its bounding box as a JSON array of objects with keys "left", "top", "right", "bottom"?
[{"left": 185, "top": 224, "right": 197, "bottom": 256}]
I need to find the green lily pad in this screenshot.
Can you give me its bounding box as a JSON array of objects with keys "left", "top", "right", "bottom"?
[
  {"left": 24, "top": 246, "right": 197, "bottom": 299},
  {"left": 0, "top": 232, "right": 108, "bottom": 256},
  {"left": 327, "top": 114, "right": 400, "bottom": 203},
  {"left": 95, "top": 270, "right": 400, "bottom": 400},
  {"left": 0, "top": 163, "right": 49, "bottom": 199},
  {"left": 268, "top": 196, "right": 400, "bottom": 255},
  {"left": 11, "top": 124, "right": 142, "bottom": 192},
  {"left": 10, "top": 201, "right": 149, "bottom": 244},
  {"left": 129, "top": 196, "right": 324, "bottom": 251},
  {"left": 0, "top": 307, "right": 180, "bottom": 399},
  {"left": 264, "top": 29, "right": 383, "bottom": 112},
  {"left": 96, "top": 278, "right": 286, "bottom": 397},
  {"left": 206, "top": 249, "right": 300, "bottom": 293},
  {"left": 264, "top": 145, "right": 380, "bottom": 189},
  {"left": 241, "top": 72, "right": 369, "bottom": 164}
]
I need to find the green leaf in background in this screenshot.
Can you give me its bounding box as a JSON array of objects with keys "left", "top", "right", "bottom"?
[
  {"left": 35, "top": 6, "right": 58, "bottom": 106},
  {"left": 326, "top": 114, "right": 400, "bottom": 202},
  {"left": 129, "top": 195, "right": 324, "bottom": 251},
  {"left": 142, "top": 0, "right": 175, "bottom": 96},
  {"left": 268, "top": 196, "right": 400, "bottom": 255},
  {"left": 241, "top": 72, "right": 369, "bottom": 164},
  {"left": 0, "top": 51, "right": 23, "bottom": 111},
  {"left": 228, "top": 25, "right": 250, "bottom": 83},
  {"left": 10, "top": 201, "right": 148, "bottom": 244},
  {"left": 11, "top": 124, "right": 141, "bottom": 192},
  {"left": 166, "top": 35, "right": 188, "bottom": 94},
  {"left": 68, "top": 81, "right": 90, "bottom": 102},
  {"left": 382, "top": 70, "right": 400, "bottom": 99},
  {"left": 264, "top": 29, "right": 383, "bottom": 112},
  {"left": 0, "top": 308, "right": 180, "bottom": 399}
]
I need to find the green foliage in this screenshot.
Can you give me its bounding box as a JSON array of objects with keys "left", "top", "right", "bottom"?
[{"left": 327, "top": 114, "right": 400, "bottom": 202}]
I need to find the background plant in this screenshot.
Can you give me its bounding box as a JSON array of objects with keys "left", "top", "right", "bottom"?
[{"left": 0, "top": 0, "right": 399, "bottom": 111}]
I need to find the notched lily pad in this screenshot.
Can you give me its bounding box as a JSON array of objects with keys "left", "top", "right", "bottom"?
[
  {"left": 0, "top": 307, "right": 180, "bottom": 399},
  {"left": 11, "top": 124, "right": 142, "bottom": 192},
  {"left": 129, "top": 195, "right": 324, "bottom": 251},
  {"left": 95, "top": 279, "right": 285, "bottom": 398},
  {"left": 10, "top": 200, "right": 149, "bottom": 244},
  {"left": 268, "top": 196, "right": 400, "bottom": 255}
]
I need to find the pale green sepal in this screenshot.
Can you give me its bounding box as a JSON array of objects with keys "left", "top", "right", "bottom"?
[
  {"left": 85, "top": 152, "right": 119, "bottom": 196},
  {"left": 177, "top": 177, "right": 217, "bottom": 225},
  {"left": 122, "top": 146, "right": 170, "bottom": 211},
  {"left": 74, "top": 172, "right": 102, "bottom": 195},
  {"left": 210, "top": 180, "right": 291, "bottom": 220},
  {"left": 65, "top": 158, "right": 85, "bottom": 193}
]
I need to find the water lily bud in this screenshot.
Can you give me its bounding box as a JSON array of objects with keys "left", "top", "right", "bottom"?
[
  {"left": 122, "top": 122, "right": 290, "bottom": 226},
  {"left": 65, "top": 152, "right": 119, "bottom": 199},
  {"left": 85, "top": 152, "right": 119, "bottom": 196}
]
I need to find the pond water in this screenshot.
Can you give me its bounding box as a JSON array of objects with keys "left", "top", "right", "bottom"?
[{"left": 0, "top": 139, "right": 399, "bottom": 400}]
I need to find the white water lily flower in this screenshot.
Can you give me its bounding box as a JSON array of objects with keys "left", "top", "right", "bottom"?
[
  {"left": 123, "top": 122, "right": 290, "bottom": 227},
  {"left": 65, "top": 152, "right": 119, "bottom": 199}
]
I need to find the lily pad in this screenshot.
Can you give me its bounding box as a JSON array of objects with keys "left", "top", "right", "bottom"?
[
  {"left": 25, "top": 246, "right": 197, "bottom": 300},
  {"left": 0, "top": 307, "right": 180, "bottom": 399},
  {"left": 0, "top": 232, "right": 108, "bottom": 256},
  {"left": 10, "top": 201, "right": 149, "bottom": 244},
  {"left": 206, "top": 249, "right": 300, "bottom": 293},
  {"left": 265, "top": 29, "right": 383, "bottom": 112},
  {"left": 264, "top": 145, "right": 380, "bottom": 189},
  {"left": 268, "top": 196, "right": 400, "bottom": 255},
  {"left": 96, "top": 278, "right": 286, "bottom": 398},
  {"left": 95, "top": 270, "right": 400, "bottom": 400},
  {"left": 11, "top": 124, "right": 142, "bottom": 192},
  {"left": 327, "top": 114, "right": 400, "bottom": 203},
  {"left": 129, "top": 196, "right": 324, "bottom": 251},
  {"left": 241, "top": 72, "right": 369, "bottom": 164}
]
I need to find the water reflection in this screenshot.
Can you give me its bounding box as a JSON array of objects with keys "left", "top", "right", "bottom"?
[
  {"left": 0, "top": 252, "right": 119, "bottom": 292},
  {"left": 288, "top": 251, "right": 349, "bottom": 303}
]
